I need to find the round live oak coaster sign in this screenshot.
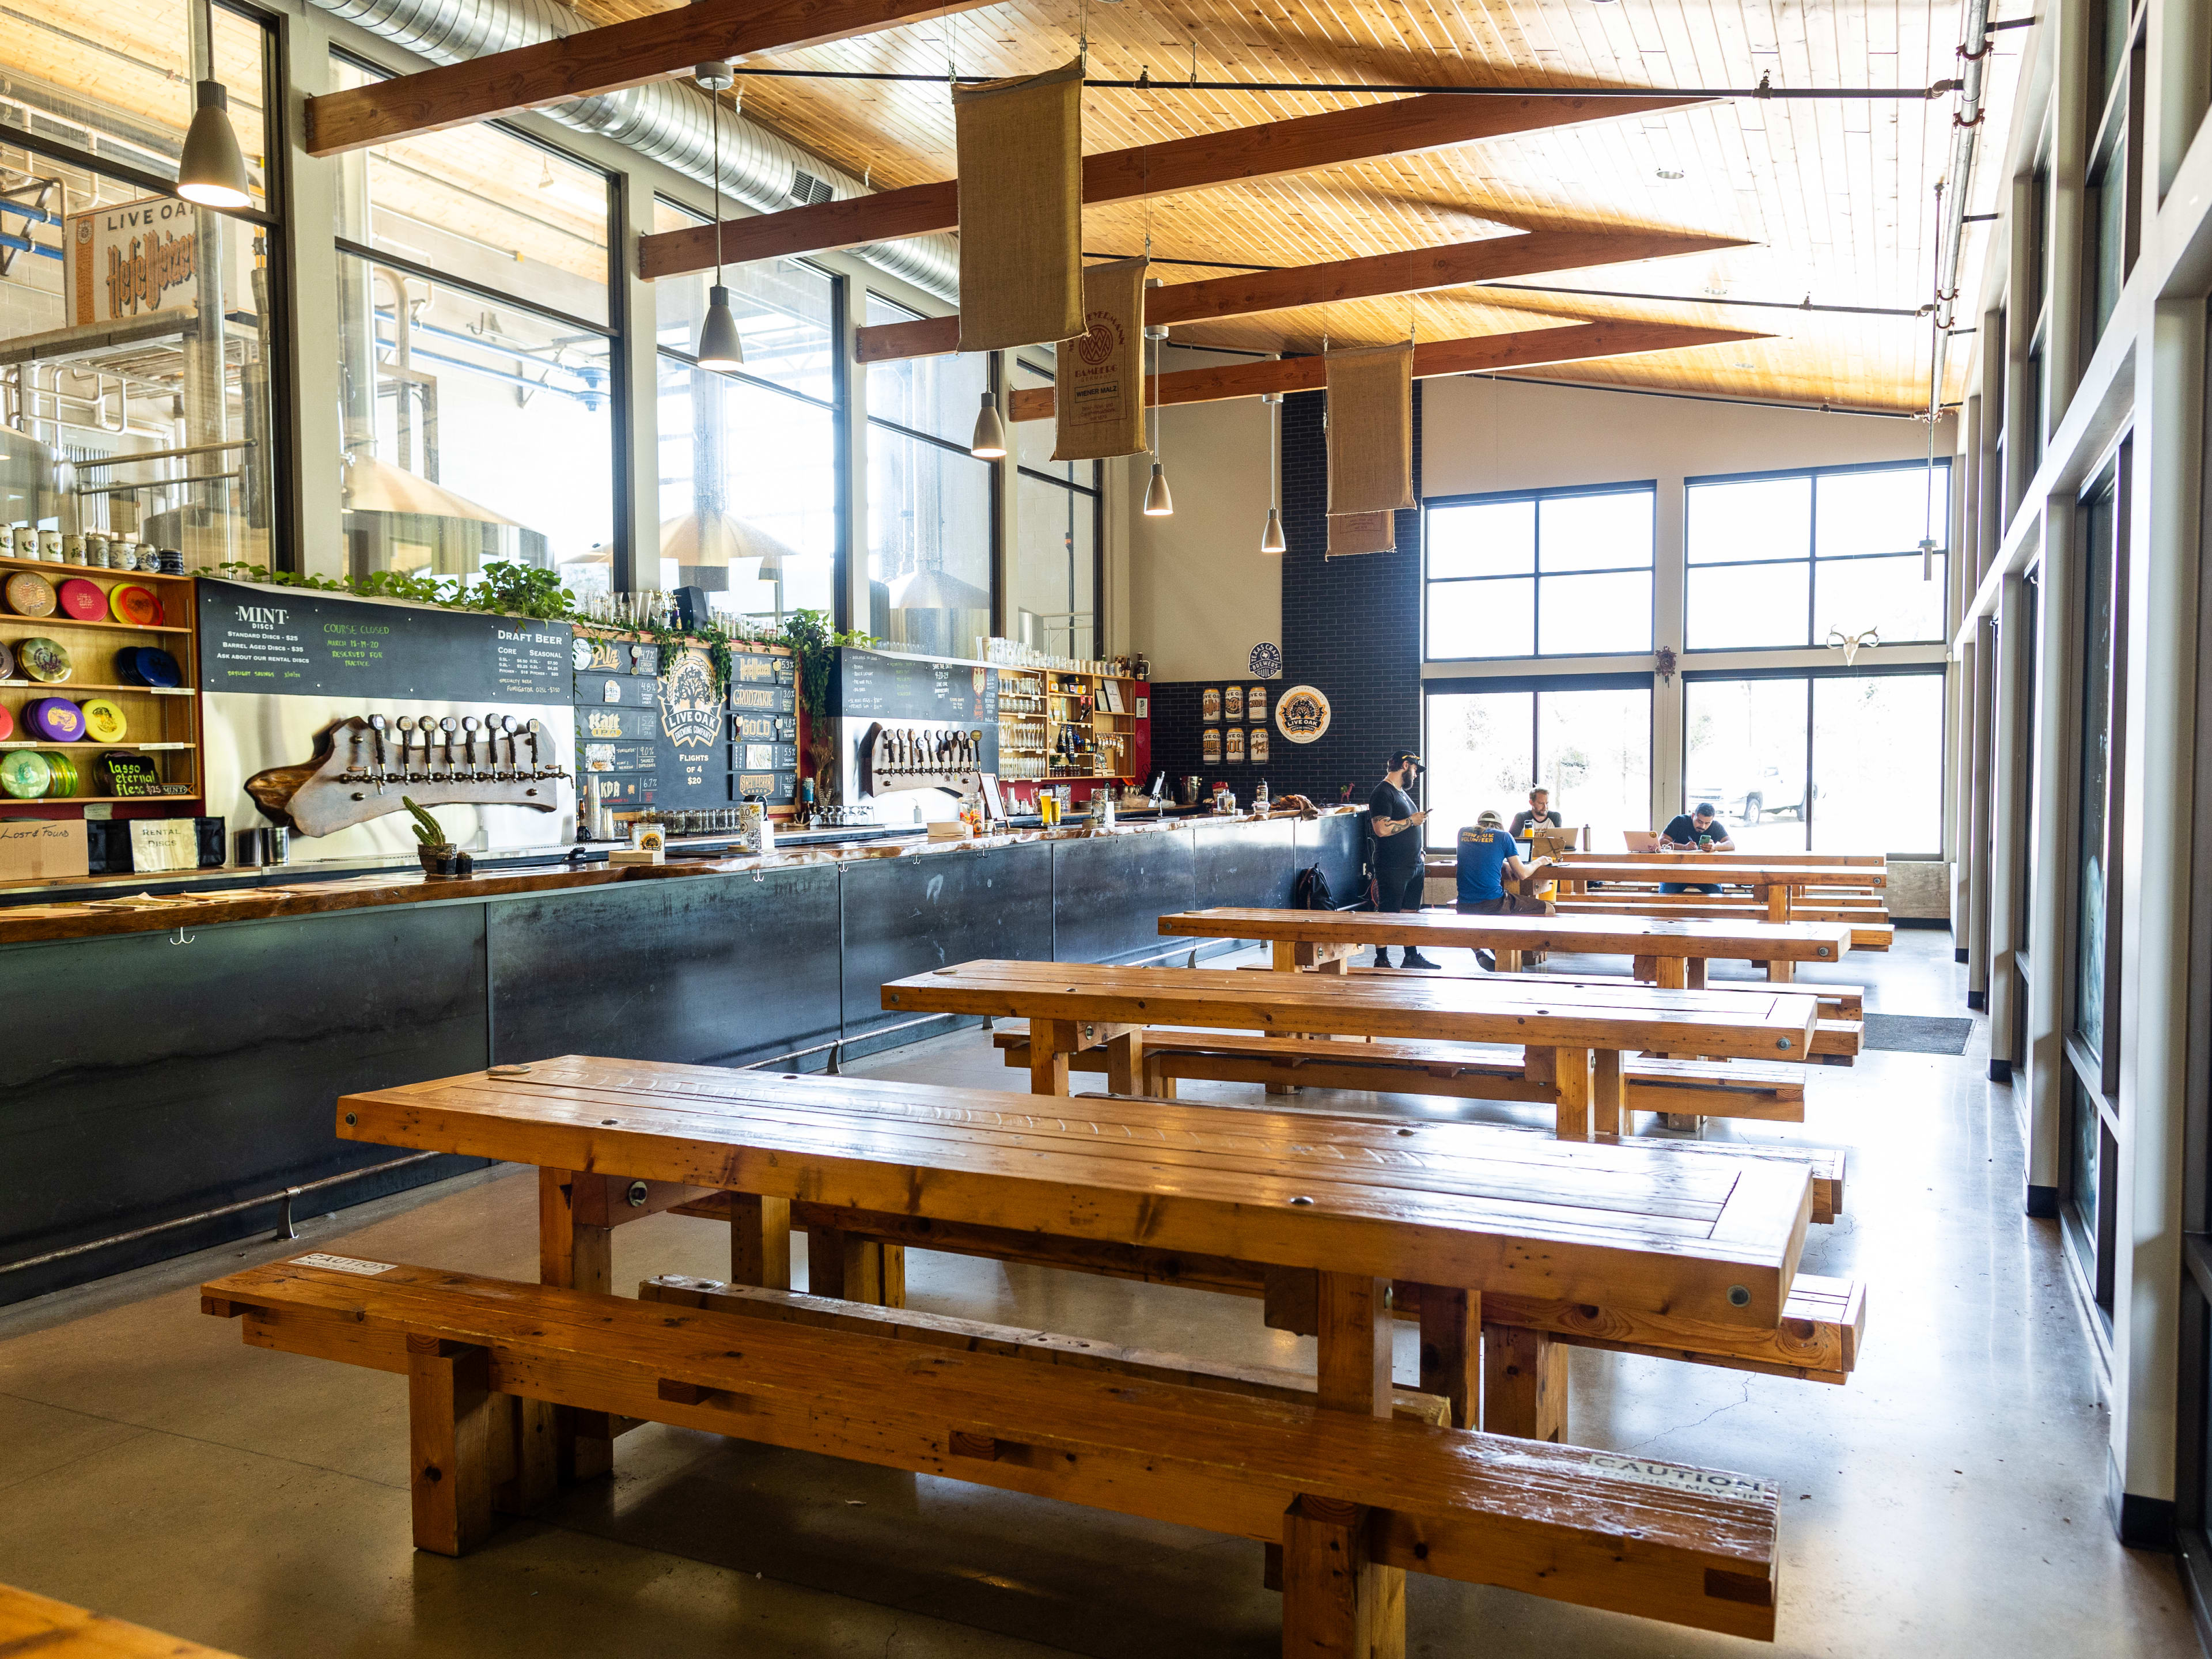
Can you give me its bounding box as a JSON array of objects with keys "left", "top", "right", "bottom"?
[{"left": 1274, "top": 685, "right": 1331, "bottom": 744}]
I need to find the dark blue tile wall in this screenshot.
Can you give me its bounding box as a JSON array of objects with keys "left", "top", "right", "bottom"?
[{"left": 1147, "top": 380, "right": 1424, "bottom": 811}]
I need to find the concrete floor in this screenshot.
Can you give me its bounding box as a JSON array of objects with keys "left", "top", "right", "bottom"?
[{"left": 0, "top": 927, "right": 2196, "bottom": 1657}]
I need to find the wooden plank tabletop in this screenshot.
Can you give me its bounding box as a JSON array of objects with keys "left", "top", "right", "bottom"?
[
  {"left": 0, "top": 1584, "right": 246, "bottom": 1657},
  {"left": 1554, "top": 860, "right": 1885, "bottom": 888},
  {"left": 1158, "top": 907, "right": 1853, "bottom": 965},
  {"left": 336, "top": 1058, "right": 1809, "bottom": 1327}
]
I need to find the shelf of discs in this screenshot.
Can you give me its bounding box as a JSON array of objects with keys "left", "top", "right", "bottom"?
[{"left": 0, "top": 558, "right": 200, "bottom": 806}]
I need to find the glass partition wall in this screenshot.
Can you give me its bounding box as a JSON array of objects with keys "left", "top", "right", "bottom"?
[{"left": 0, "top": 1, "right": 284, "bottom": 570}]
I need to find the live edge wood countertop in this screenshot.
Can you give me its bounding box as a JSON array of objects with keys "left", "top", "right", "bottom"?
[{"left": 0, "top": 808, "right": 1344, "bottom": 946}]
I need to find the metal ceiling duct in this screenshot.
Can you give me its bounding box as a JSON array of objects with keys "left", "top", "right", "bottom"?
[{"left": 308, "top": 0, "right": 960, "bottom": 303}]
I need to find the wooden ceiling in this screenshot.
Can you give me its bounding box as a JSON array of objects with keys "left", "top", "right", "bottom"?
[{"left": 578, "top": 0, "right": 2025, "bottom": 412}]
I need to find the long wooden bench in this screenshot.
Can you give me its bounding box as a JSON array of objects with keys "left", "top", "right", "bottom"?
[
  {"left": 0, "top": 1585, "right": 247, "bottom": 1658},
  {"left": 204, "top": 1255, "right": 1785, "bottom": 1645},
  {"left": 993, "top": 1027, "right": 1816, "bottom": 1118},
  {"left": 1552, "top": 897, "right": 1893, "bottom": 950}
]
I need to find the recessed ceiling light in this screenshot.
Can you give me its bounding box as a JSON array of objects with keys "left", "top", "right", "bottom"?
[{"left": 1656, "top": 168, "right": 1685, "bottom": 180}]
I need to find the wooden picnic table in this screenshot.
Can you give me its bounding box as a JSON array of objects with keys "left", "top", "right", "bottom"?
[
  {"left": 1554, "top": 858, "right": 1884, "bottom": 924},
  {"left": 305, "top": 1059, "right": 1802, "bottom": 1645},
  {"left": 881, "top": 958, "right": 1817, "bottom": 1134},
  {"left": 0, "top": 1585, "right": 247, "bottom": 1658},
  {"left": 1159, "top": 904, "right": 1853, "bottom": 985}
]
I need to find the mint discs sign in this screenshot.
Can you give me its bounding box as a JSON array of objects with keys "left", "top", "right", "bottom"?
[{"left": 196, "top": 578, "right": 570, "bottom": 700}]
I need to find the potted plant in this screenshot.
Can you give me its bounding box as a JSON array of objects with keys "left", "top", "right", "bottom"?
[{"left": 403, "top": 796, "right": 472, "bottom": 877}]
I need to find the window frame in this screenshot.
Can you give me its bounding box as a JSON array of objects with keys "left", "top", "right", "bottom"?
[
  {"left": 1683, "top": 457, "right": 1955, "bottom": 653},
  {"left": 1009, "top": 353, "right": 1103, "bottom": 660},
  {"left": 1421, "top": 480, "right": 1657, "bottom": 664},
  {"left": 1419, "top": 671, "right": 1656, "bottom": 853}
]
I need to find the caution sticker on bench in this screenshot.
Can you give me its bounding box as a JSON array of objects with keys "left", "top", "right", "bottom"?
[
  {"left": 1587, "top": 1454, "right": 1777, "bottom": 1503},
  {"left": 289, "top": 1253, "right": 397, "bottom": 1277}
]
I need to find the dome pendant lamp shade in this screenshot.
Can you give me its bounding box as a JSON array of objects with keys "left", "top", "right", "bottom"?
[
  {"left": 1143, "top": 463, "right": 1173, "bottom": 516},
  {"left": 970, "top": 391, "right": 1007, "bottom": 459},
  {"left": 177, "top": 78, "right": 252, "bottom": 210},
  {"left": 1259, "top": 386, "right": 1283, "bottom": 553},
  {"left": 696, "top": 286, "right": 744, "bottom": 369},
  {"left": 1260, "top": 507, "right": 1286, "bottom": 553}
]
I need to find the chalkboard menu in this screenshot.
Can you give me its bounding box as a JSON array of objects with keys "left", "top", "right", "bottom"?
[
  {"left": 730, "top": 649, "right": 798, "bottom": 805},
  {"left": 197, "top": 578, "right": 571, "bottom": 701},
  {"left": 573, "top": 633, "right": 797, "bottom": 816},
  {"left": 832, "top": 647, "right": 998, "bottom": 725}
]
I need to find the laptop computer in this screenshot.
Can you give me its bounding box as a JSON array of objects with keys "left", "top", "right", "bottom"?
[{"left": 1621, "top": 830, "right": 1661, "bottom": 853}]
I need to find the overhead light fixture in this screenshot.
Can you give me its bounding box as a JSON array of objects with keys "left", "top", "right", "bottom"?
[
  {"left": 1259, "top": 386, "right": 1284, "bottom": 553},
  {"left": 970, "top": 391, "right": 1007, "bottom": 458},
  {"left": 1144, "top": 463, "right": 1173, "bottom": 516},
  {"left": 693, "top": 59, "right": 744, "bottom": 370},
  {"left": 1143, "top": 308, "right": 1173, "bottom": 516},
  {"left": 176, "top": 0, "right": 252, "bottom": 210}
]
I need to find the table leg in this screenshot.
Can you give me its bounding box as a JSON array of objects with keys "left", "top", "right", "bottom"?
[
  {"left": 1764, "top": 883, "right": 1790, "bottom": 923},
  {"left": 1592, "top": 1049, "right": 1624, "bottom": 1136},
  {"left": 1767, "top": 957, "right": 1796, "bottom": 983},
  {"left": 538, "top": 1167, "right": 613, "bottom": 1484},
  {"left": 1030, "top": 1017, "right": 1075, "bottom": 1095},
  {"left": 728, "top": 1192, "right": 792, "bottom": 1289},
  {"left": 1551, "top": 1046, "right": 1594, "bottom": 1139},
  {"left": 1106, "top": 1029, "right": 1145, "bottom": 1096},
  {"left": 1497, "top": 946, "right": 1523, "bottom": 974},
  {"left": 1630, "top": 953, "right": 1658, "bottom": 983},
  {"left": 1654, "top": 955, "right": 1688, "bottom": 990},
  {"left": 805, "top": 1225, "right": 906, "bottom": 1306},
  {"left": 1416, "top": 1285, "right": 1479, "bottom": 1430},
  {"left": 1479, "top": 1324, "right": 1566, "bottom": 1443},
  {"left": 1684, "top": 957, "right": 1707, "bottom": 990},
  {"left": 1315, "top": 1271, "right": 1392, "bottom": 1418},
  {"left": 1272, "top": 939, "right": 1301, "bottom": 972}
]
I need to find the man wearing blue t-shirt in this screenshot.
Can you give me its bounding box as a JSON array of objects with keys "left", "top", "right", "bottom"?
[{"left": 1456, "top": 809, "right": 1552, "bottom": 971}]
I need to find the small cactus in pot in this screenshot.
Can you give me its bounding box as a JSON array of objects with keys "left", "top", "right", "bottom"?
[{"left": 403, "top": 796, "right": 471, "bottom": 876}]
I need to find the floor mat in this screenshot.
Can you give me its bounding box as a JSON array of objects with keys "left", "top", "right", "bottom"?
[{"left": 1863, "top": 1013, "right": 1974, "bottom": 1054}]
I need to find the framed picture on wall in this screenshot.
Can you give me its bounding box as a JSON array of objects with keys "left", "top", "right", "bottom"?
[
  {"left": 1201, "top": 687, "right": 1221, "bottom": 722},
  {"left": 1202, "top": 727, "right": 1222, "bottom": 765},
  {"left": 1135, "top": 696, "right": 1148, "bottom": 718},
  {"left": 1225, "top": 686, "right": 1244, "bottom": 719},
  {"left": 1226, "top": 726, "right": 1245, "bottom": 763}
]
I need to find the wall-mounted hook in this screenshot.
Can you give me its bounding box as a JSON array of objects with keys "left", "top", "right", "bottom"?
[{"left": 169, "top": 927, "right": 195, "bottom": 945}]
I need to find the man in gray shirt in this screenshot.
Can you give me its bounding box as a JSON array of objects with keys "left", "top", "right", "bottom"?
[{"left": 1508, "top": 787, "right": 1562, "bottom": 841}]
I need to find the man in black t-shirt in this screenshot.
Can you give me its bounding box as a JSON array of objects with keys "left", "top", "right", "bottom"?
[
  {"left": 1657, "top": 802, "right": 1735, "bottom": 893},
  {"left": 1368, "top": 749, "right": 1440, "bottom": 969}
]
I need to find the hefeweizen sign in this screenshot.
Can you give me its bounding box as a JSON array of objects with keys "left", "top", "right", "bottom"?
[{"left": 63, "top": 197, "right": 256, "bottom": 327}]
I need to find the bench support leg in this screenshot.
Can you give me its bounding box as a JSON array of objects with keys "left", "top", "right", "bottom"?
[
  {"left": 1141, "top": 1053, "right": 1177, "bottom": 1099},
  {"left": 1031, "top": 1018, "right": 1074, "bottom": 1096},
  {"left": 539, "top": 1168, "right": 615, "bottom": 1484},
  {"left": 407, "top": 1336, "right": 495, "bottom": 1556},
  {"left": 1654, "top": 955, "right": 1688, "bottom": 991},
  {"left": 1272, "top": 940, "right": 1301, "bottom": 973},
  {"left": 1480, "top": 1324, "right": 1566, "bottom": 1444},
  {"left": 728, "top": 1191, "right": 792, "bottom": 1290},
  {"left": 1315, "top": 1272, "right": 1392, "bottom": 1419},
  {"left": 1281, "top": 1495, "right": 1406, "bottom": 1659},
  {"left": 806, "top": 1226, "right": 906, "bottom": 1307},
  {"left": 1764, "top": 884, "right": 1789, "bottom": 923},
  {"left": 1767, "top": 959, "right": 1795, "bottom": 984},
  {"left": 1684, "top": 957, "right": 1708, "bottom": 990},
  {"left": 1106, "top": 1029, "right": 1145, "bottom": 1096},
  {"left": 491, "top": 1391, "right": 557, "bottom": 1517},
  {"left": 1592, "top": 1049, "right": 1624, "bottom": 1137},
  {"left": 1416, "top": 1285, "right": 1479, "bottom": 1430},
  {"left": 1552, "top": 1046, "right": 1594, "bottom": 1140},
  {"left": 1630, "top": 953, "right": 1658, "bottom": 983}
]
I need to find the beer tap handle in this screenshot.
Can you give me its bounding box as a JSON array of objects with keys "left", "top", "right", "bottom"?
[
  {"left": 461, "top": 716, "right": 482, "bottom": 780},
  {"left": 438, "top": 717, "right": 458, "bottom": 781}
]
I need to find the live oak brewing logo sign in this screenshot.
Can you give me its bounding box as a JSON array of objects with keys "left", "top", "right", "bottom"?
[
  {"left": 1274, "top": 685, "right": 1331, "bottom": 744},
  {"left": 65, "top": 198, "right": 239, "bottom": 325},
  {"left": 658, "top": 647, "right": 722, "bottom": 752}
]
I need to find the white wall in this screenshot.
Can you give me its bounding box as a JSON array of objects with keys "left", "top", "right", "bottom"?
[{"left": 1123, "top": 349, "right": 1281, "bottom": 682}]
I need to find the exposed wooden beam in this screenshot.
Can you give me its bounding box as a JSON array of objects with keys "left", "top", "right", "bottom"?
[
  {"left": 1003, "top": 322, "right": 1772, "bottom": 421},
  {"left": 637, "top": 91, "right": 1711, "bottom": 281},
  {"left": 855, "top": 228, "right": 1752, "bottom": 362},
  {"left": 304, "top": 0, "right": 998, "bottom": 157}
]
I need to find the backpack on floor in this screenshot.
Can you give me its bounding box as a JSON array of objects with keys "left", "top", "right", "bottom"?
[{"left": 1291, "top": 863, "right": 1334, "bottom": 911}]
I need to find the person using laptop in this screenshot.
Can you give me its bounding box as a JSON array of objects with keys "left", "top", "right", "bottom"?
[
  {"left": 1657, "top": 801, "right": 1734, "bottom": 894},
  {"left": 1456, "top": 809, "right": 1554, "bottom": 971},
  {"left": 1508, "top": 787, "right": 1562, "bottom": 842}
]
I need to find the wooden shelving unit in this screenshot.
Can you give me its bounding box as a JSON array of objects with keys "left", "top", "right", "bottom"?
[
  {"left": 1031, "top": 671, "right": 1141, "bottom": 782},
  {"left": 0, "top": 564, "right": 200, "bottom": 808}
]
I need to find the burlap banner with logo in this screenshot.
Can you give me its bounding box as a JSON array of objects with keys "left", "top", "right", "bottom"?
[
  {"left": 1325, "top": 342, "right": 1415, "bottom": 516},
  {"left": 954, "top": 58, "right": 1085, "bottom": 353},
  {"left": 1325, "top": 510, "right": 1397, "bottom": 558},
  {"left": 1052, "top": 256, "right": 1149, "bottom": 461}
]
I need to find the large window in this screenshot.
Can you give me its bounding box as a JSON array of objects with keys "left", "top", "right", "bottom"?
[
  {"left": 1009, "top": 354, "right": 1099, "bottom": 661},
  {"left": 866, "top": 294, "right": 993, "bottom": 655},
  {"left": 654, "top": 200, "right": 839, "bottom": 622},
  {"left": 331, "top": 56, "right": 615, "bottom": 587},
  {"left": 1682, "top": 671, "right": 1945, "bottom": 854},
  {"left": 0, "top": 3, "right": 284, "bottom": 571},
  {"left": 1423, "top": 683, "right": 1652, "bottom": 851},
  {"left": 1425, "top": 484, "right": 1654, "bottom": 660},
  {"left": 1685, "top": 461, "right": 1950, "bottom": 650}
]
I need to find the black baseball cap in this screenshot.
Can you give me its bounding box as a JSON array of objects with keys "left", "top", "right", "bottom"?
[{"left": 1389, "top": 749, "right": 1422, "bottom": 771}]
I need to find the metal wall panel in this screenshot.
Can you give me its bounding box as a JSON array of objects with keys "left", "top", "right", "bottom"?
[
  {"left": 489, "top": 867, "right": 842, "bottom": 1069},
  {"left": 840, "top": 842, "right": 1054, "bottom": 1037},
  {"left": 1052, "top": 829, "right": 1199, "bottom": 963},
  {"left": 1295, "top": 813, "right": 1366, "bottom": 907},
  {"left": 1194, "top": 819, "right": 1298, "bottom": 910}
]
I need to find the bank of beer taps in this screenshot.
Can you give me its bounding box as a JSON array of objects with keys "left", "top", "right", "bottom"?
[
  {"left": 340, "top": 713, "right": 570, "bottom": 794},
  {"left": 872, "top": 724, "right": 984, "bottom": 782}
]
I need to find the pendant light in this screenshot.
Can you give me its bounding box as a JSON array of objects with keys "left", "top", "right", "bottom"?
[
  {"left": 1142, "top": 312, "right": 1173, "bottom": 516},
  {"left": 176, "top": 0, "right": 252, "bottom": 210},
  {"left": 692, "top": 60, "right": 744, "bottom": 371},
  {"left": 970, "top": 391, "right": 1007, "bottom": 458},
  {"left": 1259, "top": 388, "right": 1285, "bottom": 552}
]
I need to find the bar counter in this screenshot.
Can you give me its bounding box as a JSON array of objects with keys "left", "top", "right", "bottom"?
[{"left": 0, "top": 809, "right": 1364, "bottom": 1304}]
